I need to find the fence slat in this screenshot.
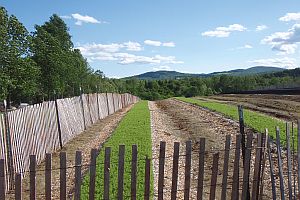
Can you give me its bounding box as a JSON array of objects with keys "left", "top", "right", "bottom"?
[
  {"left": 251, "top": 133, "right": 263, "bottom": 200},
  {"left": 158, "top": 141, "right": 166, "bottom": 200},
  {"left": 131, "top": 145, "right": 137, "bottom": 200},
  {"left": 197, "top": 138, "right": 206, "bottom": 200},
  {"left": 259, "top": 131, "right": 268, "bottom": 200},
  {"left": 221, "top": 135, "right": 231, "bottom": 200},
  {"left": 74, "top": 151, "right": 82, "bottom": 200},
  {"left": 104, "top": 147, "right": 111, "bottom": 200},
  {"left": 0, "top": 159, "right": 5, "bottom": 200},
  {"left": 60, "top": 152, "right": 66, "bottom": 200},
  {"left": 241, "top": 133, "right": 253, "bottom": 200},
  {"left": 267, "top": 136, "right": 277, "bottom": 200},
  {"left": 184, "top": 141, "right": 192, "bottom": 200},
  {"left": 297, "top": 119, "right": 300, "bottom": 199},
  {"left": 286, "top": 123, "right": 293, "bottom": 200},
  {"left": 231, "top": 134, "right": 241, "bottom": 200},
  {"left": 171, "top": 142, "right": 180, "bottom": 200},
  {"left": 144, "top": 158, "right": 151, "bottom": 200},
  {"left": 30, "top": 155, "right": 36, "bottom": 200},
  {"left": 118, "top": 145, "right": 125, "bottom": 200},
  {"left": 209, "top": 153, "right": 219, "bottom": 200},
  {"left": 276, "top": 127, "right": 285, "bottom": 200},
  {"left": 89, "top": 149, "right": 97, "bottom": 200},
  {"left": 15, "top": 173, "right": 22, "bottom": 200},
  {"left": 45, "top": 153, "right": 51, "bottom": 200}
]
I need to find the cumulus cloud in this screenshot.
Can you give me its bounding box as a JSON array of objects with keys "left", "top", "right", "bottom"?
[
  {"left": 77, "top": 42, "right": 183, "bottom": 65},
  {"left": 60, "top": 13, "right": 107, "bottom": 25},
  {"left": 153, "top": 65, "right": 172, "bottom": 71},
  {"left": 144, "top": 40, "right": 175, "bottom": 47},
  {"left": 248, "top": 57, "right": 296, "bottom": 69},
  {"left": 279, "top": 12, "right": 300, "bottom": 22},
  {"left": 202, "top": 24, "right": 247, "bottom": 37},
  {"left": 261, "top": 24, "right": 300, "bottom": 54},
  {"left": 256, "top": 25, "right": 268, "bottom": 31}
]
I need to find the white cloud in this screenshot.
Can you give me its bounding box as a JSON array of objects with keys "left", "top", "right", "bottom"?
[
  {"left": 153, "top": 65, "right": 172, "bottom": 71},
  {"left": 279, "top": 12, "right": 300, "bottom": 22},
  {"left": 162, "top": 42, "right": 175, "bottom": 47},
  {"left": 144, "top": 40, "right": 176, "bottom": 47},
  {"left": 248, "top": 57, "right": 296, "bottom": 69},
  {"left": 256, "top": 25, "right": 268, "bottom": 31},
  {"left": 202, "top": 24, "right": 247, "bottom": 38},
  {"left": 61, "top": 13, "right": 107, "bottom": 25},
  {"left": 77, "top": 42, "right": 183, "bottom": 65},
  {"left": 123, "top": 41, "right": 142, "bottom": 51},
  {"left": 261, "top": 24, "right": 300, "bottom": 54},
  {"left": 60, "top": 15, "right": 72, "bottom": 19}
]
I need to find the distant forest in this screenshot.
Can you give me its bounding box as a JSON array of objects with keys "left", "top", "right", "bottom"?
[{"left": 1, "top": 6, "right": 300, "bottom": 104}]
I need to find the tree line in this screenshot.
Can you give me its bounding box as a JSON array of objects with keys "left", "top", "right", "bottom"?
[{"left": 1, "top": 6, "right": 299, "bottom": 104}]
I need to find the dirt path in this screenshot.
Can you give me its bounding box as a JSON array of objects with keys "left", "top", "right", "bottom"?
[
  {"left": 149, "top": 99, "right": 246, "bottom": 199},
  {"left": 7, "top": 104, "right": 133, "bottom": 200}
]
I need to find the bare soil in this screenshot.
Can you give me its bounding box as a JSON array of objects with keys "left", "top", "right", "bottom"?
[
  {"left": 204, "top": 94, "right": 300, "bottom": 123},
  {"left": 6, "top": 105, "right": 133, "bottom": 200}
]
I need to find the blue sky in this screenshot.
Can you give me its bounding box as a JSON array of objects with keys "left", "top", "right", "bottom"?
[{"left": 2, "top": 0, "right": 300, "bottom": 78}]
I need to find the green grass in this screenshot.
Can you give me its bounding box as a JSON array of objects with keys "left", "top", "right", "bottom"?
[
  {"left": 81, "top": 100, "right": 153, "bottom": 199},
  {"left": 176, "top": 97, "right": 298, "bottom": 147}
]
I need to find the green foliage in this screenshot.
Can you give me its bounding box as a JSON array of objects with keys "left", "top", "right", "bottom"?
[
  {"left": 176, "top": 97, "right": 298, "bottom": 148},
  {"left": 81, "top": 101, "right": 153, "bottom": 199}
]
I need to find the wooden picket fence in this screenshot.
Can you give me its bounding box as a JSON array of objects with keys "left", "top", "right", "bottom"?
[
  {"left": 0, "top": 130, "right": 299, "bottom": 199},
  {"left": 0, "top": 93, "right": 139, "bottom": 193}
]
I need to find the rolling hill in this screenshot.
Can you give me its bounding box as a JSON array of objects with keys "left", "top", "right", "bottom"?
[{"left": 125, "top": 66, "right": 286, "bottom": 80}]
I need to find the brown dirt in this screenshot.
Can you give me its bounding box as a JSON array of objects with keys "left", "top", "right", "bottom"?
[
  {"left": 204, "top": 94, "right": 300, "bottom": 122},
  {"left": 6, "top": 104, "right": 133, "bottom": 200},
  {"left": 149, "top": 99, "right": 260, "bottom": 199}
]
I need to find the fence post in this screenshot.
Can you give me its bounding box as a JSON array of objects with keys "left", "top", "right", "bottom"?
[
  {"left": 251, "top": 133, "right": 263, "bottom": 200},
  {"left": 89, "top": 149, "right": 97, "bottom": 200},
  {"left": 238, "top": 105, "right": 246, "bottom": 165},
  {"left": 96, "top": 86, "right": 100, "bottom": 120},
  {"left": 3, "top": 101, "right": 14, "bottom": 189},
  {"left": 184, "top": 141, "right": 192, "bottom": 200},
  {"left": 60, "top": 152, "right": 66, "bottom": 200},
  {"left": 131, "top": 145, "right": 138, "bottom": 200},
  {"left": 197, "top": 138, "right": 206, "bottom": 200},
  {"left": 286, "top": 123, "right": 293, "bottom": 200},
  {"left": 209, "top": 153, "right": 219, "bottom": 200},
  {"left": 54, "top": 98, "right": 63, "bottom": 149},
  {"left": 15, "top": 173, "right": 22, "bottom": 200},
  {"left": 241, "top": 133, "right": 253, "bottom": 200},
  {"left": 144, "top": 158, "right": 151, "bottom": 200},
  {"left": 112, "top": 93, "right": 116, "bottom": 113},
  {"left": 171, "top": 142, "right": 180, "bottom": 200},
  {"left": 105, "top": 92, "right": 110, "bottom": 116},
  {"left": 231, "top": 134, "right": 241, "bottom": 200},
  {"left": 221, "top": 135, "right": 231, "bottom": 200},
  {"left": 0, "top": 159, "right": 5, "bottom": 200},
  {"left": 259, "top": 130, "right": 269, "bottom": 200},
  {"left": 158, "top": 141, "right": 166, "bottom": 200},
  {"left": 276, "top": 127, "right": 285, "bottom": 200},
  {"left": 267, "top": 136, "right": 277, "bottom": 199},
  {"left": 30, "top": 155, "right": 36, "bottom": 200},
  {"left": 74, "top": 151, "right": 82, "bottom": 200},
  {"left": 80, "top": 87, "right": 86, "bottom": 130},
  {"left": 45, "top": 153, "right": 52, "bottom": 200}
]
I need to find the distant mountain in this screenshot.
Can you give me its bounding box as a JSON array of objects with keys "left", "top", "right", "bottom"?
[{"left": 125, "top": 66, "right": 286, "bottom": 80}]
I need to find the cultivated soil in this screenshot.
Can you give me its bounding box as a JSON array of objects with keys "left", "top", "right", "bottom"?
[
  {"left": 149, "top": 98, "right": 290, "bottom": 199},
  {"left": 6, "top": 104, "right": 133, "bottom": 200},
  {"left": 203, "top": 94, "right": 300, "bottom": 123}
]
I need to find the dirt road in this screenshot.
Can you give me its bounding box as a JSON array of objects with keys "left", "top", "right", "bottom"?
[{"left": 150, "top": 99, "right": 246, "bottom": 199}]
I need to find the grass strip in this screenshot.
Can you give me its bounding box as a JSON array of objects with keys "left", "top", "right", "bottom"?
[
  {"left": 176, "top": 97, "right": 298, "bottom": 148},
  {"left": 81, "top": 100, "right": 153, "bottom": 199}
]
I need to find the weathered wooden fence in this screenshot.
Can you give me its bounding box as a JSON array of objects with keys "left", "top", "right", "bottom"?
[
  {"left": 0, "top": 93, "right": 138, "bottom": 193},
  {"left": 0, "top": 130, "right": 299, "bottom": 199}
]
